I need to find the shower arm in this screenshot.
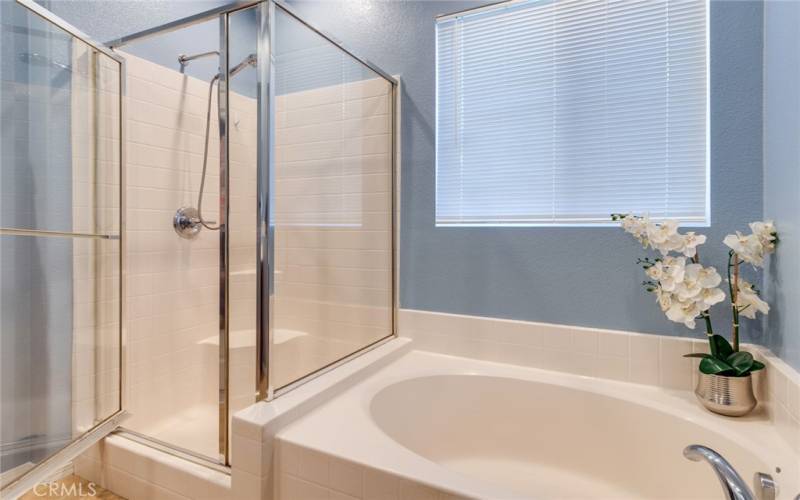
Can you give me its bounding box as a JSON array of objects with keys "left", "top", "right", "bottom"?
[
  {"left": 228, "top": 53, "right": 257, "bottom": 77},
  {"left": 178, "top": 50, "right": 220, "bottom": 67}
]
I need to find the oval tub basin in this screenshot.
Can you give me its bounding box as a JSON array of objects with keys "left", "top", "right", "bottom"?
[{"left": 370, "top": 374, "right": 773, "bottom": 499}]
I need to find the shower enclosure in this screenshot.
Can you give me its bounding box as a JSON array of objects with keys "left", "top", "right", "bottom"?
[{"left": 1, "top": 0, "right": 396, "bottom": 494}]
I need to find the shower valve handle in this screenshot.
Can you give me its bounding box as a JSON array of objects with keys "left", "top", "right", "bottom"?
[{"left": 173, "top": 206, "right": 214, "bottom": 239}]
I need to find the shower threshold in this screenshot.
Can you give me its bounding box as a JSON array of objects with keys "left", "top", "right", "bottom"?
[{"left": 135, "top": 404, "right": 219, "bottom": 461}]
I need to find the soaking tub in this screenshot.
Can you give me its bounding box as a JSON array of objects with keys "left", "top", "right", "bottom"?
[{"left": 274, "top": 344, "right": 799, "bottom": 499}]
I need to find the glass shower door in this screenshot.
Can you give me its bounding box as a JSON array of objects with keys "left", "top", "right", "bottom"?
[
  {"left": 0, "top": 1, "right": 125, "bottom": 496},
  {"left": 106, "top": 4, "right": 262, "bottom": 465},
  {"left": 115, "top": 15, "right": 224, "bottom": 464}
]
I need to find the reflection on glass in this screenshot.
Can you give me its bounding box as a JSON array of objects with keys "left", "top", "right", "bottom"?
[
  {"left": 271, "top": 6, "right": 394, "bottom": 388},
  {"left": 0, "top": 1, "right": 121, "bottom": 485}
]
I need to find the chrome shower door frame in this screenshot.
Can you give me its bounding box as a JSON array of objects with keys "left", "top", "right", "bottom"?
[
  {"left": 2, "top": 1, "right": 129, "bottom": 497},
  {"left": 256, "top": 0, "right": 276, "bottom": 402},
  {"left": 218, "top": 10, "right": 231, "bottom": 466}
]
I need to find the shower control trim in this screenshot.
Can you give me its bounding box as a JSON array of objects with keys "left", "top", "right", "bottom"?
[{"left": 173, "top": 206, "right": 215, "bottom": 239}]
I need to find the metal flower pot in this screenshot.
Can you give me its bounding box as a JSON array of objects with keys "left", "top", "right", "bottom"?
[{"left": 695, "top": 372, "right": 757, "bottom": 417}]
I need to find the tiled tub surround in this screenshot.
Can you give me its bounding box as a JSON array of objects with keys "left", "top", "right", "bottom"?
[
  {"left": 225, "top": 310, "right": 799, "bottom": 500},
  {"left": 400, "top": 309, "right": 800, "bottom": 456},
  {"left": 270, "top": 353, "right": 796, "bottom": 499}
]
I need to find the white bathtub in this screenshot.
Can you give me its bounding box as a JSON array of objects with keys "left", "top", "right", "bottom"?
[{"left": 272, "top": 343, "right": 798, "bottom": 500}]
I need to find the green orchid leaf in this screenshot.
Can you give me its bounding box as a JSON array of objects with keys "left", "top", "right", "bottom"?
[
  {"left": 750, "top": 360, "right": 766, "bottom": 372},
  {"left": 699, "top": 357, "right": 735, "bottom": 375},
  {"left": 710, "top": 335, "right": 734, "bottom": 359},
  {"left": 726, "top": 351, "right": 755, "bottom": 376},
  {"left": 683, "top": 353, "right": 713, "bottom": 359}
]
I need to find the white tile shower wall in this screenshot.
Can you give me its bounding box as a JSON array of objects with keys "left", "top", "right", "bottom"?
[
  {"left": 272, "top": 77, "right": 394, "bottom": 388},
  {"left": 123, "top": 52, "right": 220, "bottom": 448},
  {"left": 399, "top": 308, "right": 800, "bottom": 454}
]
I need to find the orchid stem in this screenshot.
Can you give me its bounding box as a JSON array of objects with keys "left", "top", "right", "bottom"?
[{"left": 727, "top": 250, "right": 741, "bottom": 352}]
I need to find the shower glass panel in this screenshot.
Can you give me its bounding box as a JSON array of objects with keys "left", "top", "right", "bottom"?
[
  {"left": 270, "top": 5, "right": 395, "bottom": 390},
  {"left": 117, "top": 19, "right": 222, "bottom": 461},
  {"left": 226, "top": 5, "right": 259, "bottom": 417},
  {"left": 1, "top": 0, "right": 122, "bottom": 488}
]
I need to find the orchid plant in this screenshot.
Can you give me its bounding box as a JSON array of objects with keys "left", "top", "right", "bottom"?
[{"left": 612, "top": 214, "right": 778, "bottom": 377}]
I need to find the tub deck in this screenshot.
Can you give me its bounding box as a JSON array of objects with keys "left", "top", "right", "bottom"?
[{"left": 272, "top": 342, "right": 798, "bottom": 499}]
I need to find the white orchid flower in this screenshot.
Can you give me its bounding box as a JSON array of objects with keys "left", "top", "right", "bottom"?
[
  {"left": 646, "top": 220, "right": 681, "bottom": 256},
  {"left": 615, "top": 214, "right": 770, "bottom": 335},
  {"left": 696, "top": 265, "right": 722, "bottom": 288},
  {"left": 749, "top": 220, "right": 777, "bottom": 253},
  {"left": 674, "top": 263, "right": 703, "bottom": 302},
  {"left": 655, "top": 288, "right": 673, "bottom": 312},
  {"left": 736, "top": 280, "right": 770, "bottom": 319},
  {"left": 723, "top": 232, "right": 766, "bottom": 267},
  {"left": 679, "top": 232, "right": 707, "bottom": 257},
  {"left": 658, "top": 256, "right": 686, "bottom": 292},
  {"left": 699, "top": 286, "right": 726, "bottom": 309},
  {"left": 660, "top": 260, "right": 724, "bottom": 319},
  {"left": 666, "top": 299, "right": 700, "bottom": 329},
  {"left": 621, "top": 215, "right": 648, "bottom": 243},
  {"left": 646, "top": 261, "right": 664, "bottom": 280}
]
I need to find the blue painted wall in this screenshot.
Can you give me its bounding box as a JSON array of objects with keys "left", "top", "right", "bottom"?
[
  {"left": 763, "top": 0, "right": 800, "bottom": 370},
  {"left": 46, "top": 1, "right": 791, "bottom": 362},
  {"left": 44, "top": 0, "right": 374, "bottom": 98},
  {"left": 284, "top": 0, "right": 766, "bottom": 344},
  {"left": 43, "top": 0, "right": 259, "bottom": 97}
]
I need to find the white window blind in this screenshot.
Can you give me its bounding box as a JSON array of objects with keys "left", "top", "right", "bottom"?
[{"left": 436, "top": 0, "right": 709, "bottom": 226}]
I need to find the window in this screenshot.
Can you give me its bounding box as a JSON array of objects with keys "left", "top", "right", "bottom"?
[{"left": 435, "top": 0, "right": 709, "bottom": 226}]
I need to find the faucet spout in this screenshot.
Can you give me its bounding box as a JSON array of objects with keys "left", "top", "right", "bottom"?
[{"left": 683, "top": 444, "right": 755, "bottom": 500}]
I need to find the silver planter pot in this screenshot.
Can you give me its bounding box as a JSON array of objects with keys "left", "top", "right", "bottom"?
[{"left": 695, "top": 372, "right": 757, "bottom": 417}]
